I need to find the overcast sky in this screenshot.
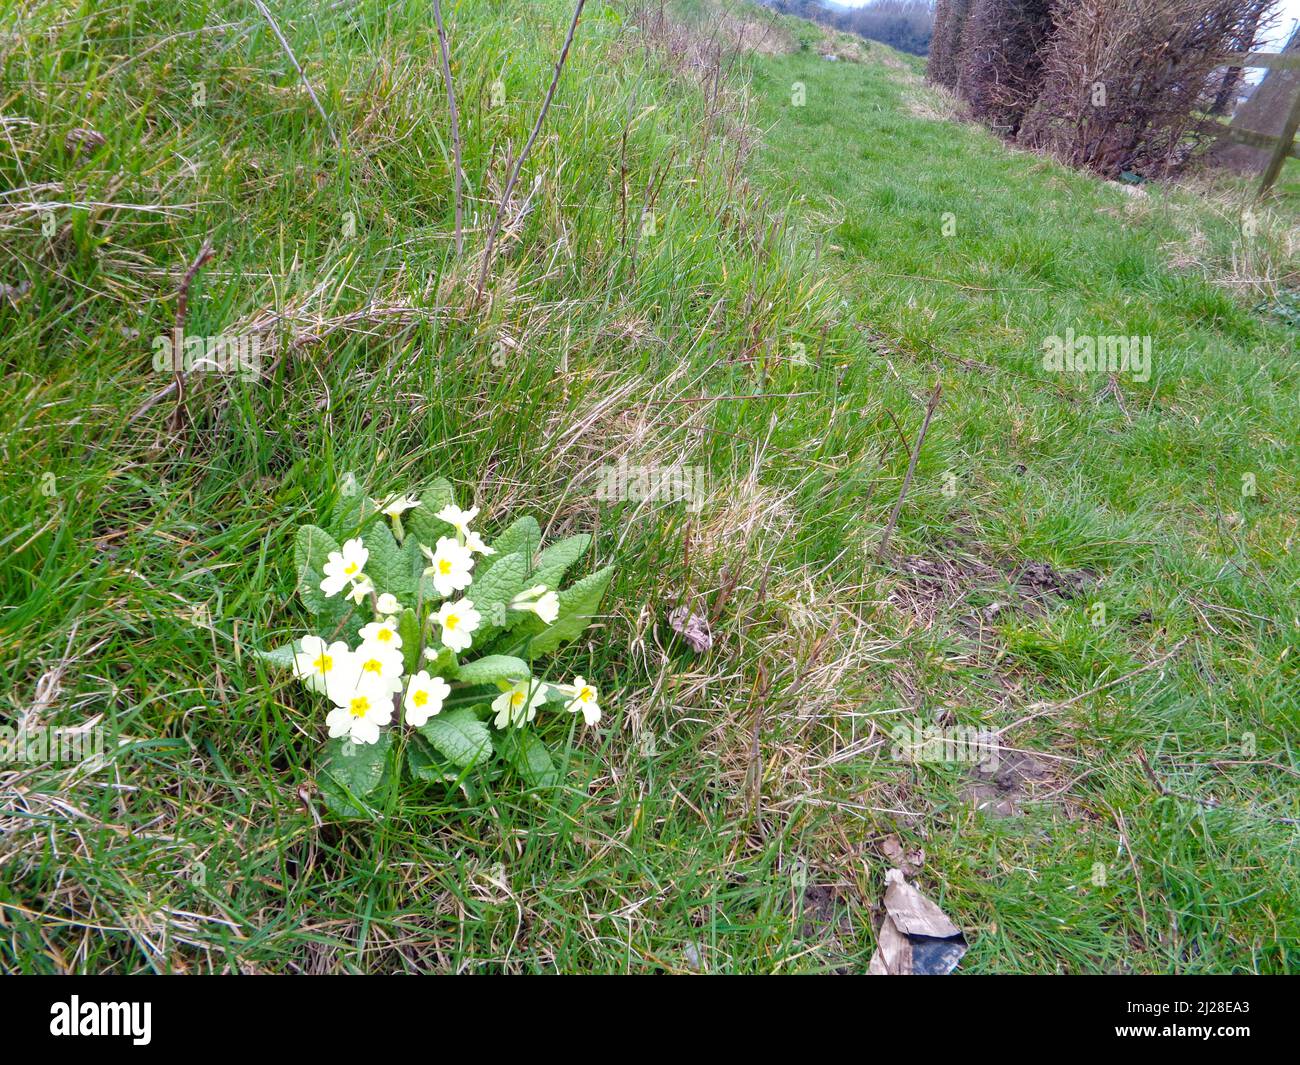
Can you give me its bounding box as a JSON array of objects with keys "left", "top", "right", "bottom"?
[{"left": 1265, "top": 0, "right": 1300, "bottom": 46}]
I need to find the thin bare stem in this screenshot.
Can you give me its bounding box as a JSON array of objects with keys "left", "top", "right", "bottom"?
[
  {"left": 130, "top": 239, "right": 216, "bottom": 426},
  {"left": 475, "top": 0, "right": 587, "bottom": 301},
  {"left": 432, "top": 0, "right": 464, "bottom": 254},
  {"left": 878, "top": 381, "right": 942, "bottom": 562},
  {"left": 250, "top": 0, "right": 340, "bottom": 149}
]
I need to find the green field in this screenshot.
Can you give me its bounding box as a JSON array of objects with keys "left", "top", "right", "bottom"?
[{"left": 2, "top": 0, "right": 1297, "bottom": 973}]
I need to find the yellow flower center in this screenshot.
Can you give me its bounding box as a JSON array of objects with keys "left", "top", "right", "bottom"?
[
  {"left": 579, "top": 687, "right": 594, "bottom": 703},
  {"left": 349, "top": 696, "right": 370, "bottom": 718},
  {"left": 313, "top": 653, "right": 333, "bottom": 673},
  {"left": 376, "top": 628, "right": 392, "bottom": 642},
  {"left": 344, "top": 562, "right": 359, "bottom": 575},
  {"left": 414, "top": 690, "right": 428, "bottom": 707},
  {"left": 362, "top": 658, "right": 384, "bottom": 675},
  {"left": 446, "top": 614, "right": 459, "bottom": 629},
  {"left": 510, "top": 691, "right": 526, "bottom": 707},
  {"left": 439, "top": 559, "right": 452, "bottom": 575}
]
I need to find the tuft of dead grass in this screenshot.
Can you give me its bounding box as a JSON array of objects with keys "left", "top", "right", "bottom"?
[
  {"left": 902, "top": 80, "right": 965, "bottom": 123},
  {"left": 1158, "top": 177, "right": 1300, "bottom": 301}
]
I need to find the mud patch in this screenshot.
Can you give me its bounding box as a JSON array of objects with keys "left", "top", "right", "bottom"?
[
  {"left": 960, "top": 749, "right": 1055, "bottom": 818},
  {"left": 892, "top": 549, "right": 1096, "bottom": 631},
  {"left": 1012, "top": 560, "right": 1096, "bottom": 604},
  {"left": 799, "top": 883, "right": 856, "bottom": 973}
]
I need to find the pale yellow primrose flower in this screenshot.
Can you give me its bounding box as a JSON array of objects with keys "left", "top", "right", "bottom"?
[
  {"left": 436, "top": 503, "right": 478, "bottom": 537},
  {"left": 491, "top": 679, "right": 547, "bottom": 729},
  {"left": 326, "top": 674, "right": 393, "bottom": 745},
  {"left": 421, "top": 536, "right": 474, "bottom": 597},
  {"left": 320, "top": 538, "right": 368, "bottom": 598},
  {"left": 510, "top": 584, "right": 559, "bottom": 624},
  {"left": 437, "top": 503, "right": 495, "bottom": 556},
  {"left": 359, "top": 616, "right": 402, "bottom": 650},
  {"left": 293, "top": 636, "right": 352, "bottom": 697},
  {"left": 558, "top": 675, "right": 601, "bottom": 726},
  {"left": 434, "top": 597, "right": 481, "bottom": 653},
  {"left": 377, "top": 494, "right": 420, "bottom": 519},
  {"left": 403, "top": 670, "right": 451, "bottom": 727},
  {"left": 375, "top": 592, "right": 402, "bottom": 616},
  {"left": 353, "top": 639, "right": 404, "bottom": 697},
  {"left": 464, "top": 529, "right": 495, "bottom": 556},
  {"left": 345, "top": 577, "right": 375, "bottom": 605}
]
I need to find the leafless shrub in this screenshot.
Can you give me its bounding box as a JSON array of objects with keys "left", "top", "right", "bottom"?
[
  {"left": 927, "top": 0, "right": 972, "bottom": 88},
  {"left": 1017, "top": 0, "right": 1277, "bottom": 179},
  {"left": 953, "top": 0, "right": 1055, "bottom": 136}
]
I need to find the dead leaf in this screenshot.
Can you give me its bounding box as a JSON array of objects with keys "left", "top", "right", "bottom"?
[
  {"left": 867, "top": 868, "right": 967, "bottom": 975},
  {"left": 667, "top": 605, "right": 712, "bottom": 653},
  {"left": 64, "top": 128, "right": 107, "bottom": 156},
  {"left": 879, "top": 834, "right": 924, "bottom": 875}
]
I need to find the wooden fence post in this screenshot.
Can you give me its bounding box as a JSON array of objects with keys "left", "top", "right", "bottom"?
[{"left": 1258, "top": 82, "right": 1300, "bottom": 195}]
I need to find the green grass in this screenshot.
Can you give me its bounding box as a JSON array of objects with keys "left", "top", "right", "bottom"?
[{"left": 1, "top": 0, "right": 1297, "bottom": 973}]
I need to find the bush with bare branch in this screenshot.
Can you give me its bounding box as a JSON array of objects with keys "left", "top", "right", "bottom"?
[
  {"left": 927, "top": 0, "right": 972, "bottom": 88},
  {"left": 953, "top": 0, "right": 1055, "bottom": 136},
  {"left": 1017, "top": 0, "right": 1276, "bottom": 179}
]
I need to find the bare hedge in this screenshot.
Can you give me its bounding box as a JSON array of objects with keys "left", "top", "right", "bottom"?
[{"left": 933, "top": 0, "right": 1278, "bottom": 179}]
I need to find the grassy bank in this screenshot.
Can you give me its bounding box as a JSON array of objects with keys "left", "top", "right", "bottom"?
[{"left": 1, "top": 0, "right": 1296, "bottom": 972}]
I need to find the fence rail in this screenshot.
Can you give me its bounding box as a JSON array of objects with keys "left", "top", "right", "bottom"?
[{"left": 1212, "top": 50, "right": 1300, "bottom": 194}]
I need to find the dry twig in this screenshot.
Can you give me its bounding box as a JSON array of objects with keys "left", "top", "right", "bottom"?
[{"left": 475, "top": 0, "right": 588, "bottom": 301}]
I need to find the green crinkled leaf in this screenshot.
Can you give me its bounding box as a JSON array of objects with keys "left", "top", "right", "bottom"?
[
  {"left": 466, "top": 550, "right": 529, "bottom": 643},
  {"left": 482, "top": 516, "right": 540, "bottom": 573},
  {"left": 515, "top": 565, "right": 614, "bottom": 657},
  {"left": 424, "top": 644, "right": 457, "bottom": 678},
  {"left": 362, "top": 518, "right": 411, "bottom": 598},
  {"left": 406, "top": 735, "right": 481, "bottom": 799},
  {"left": 397, "top": 535, "right": 424, "bottom": 591},
  {"left": 404, "top": 479, "right": 456, "bottom": 550},
  {"left": 455, "top": 654, "right": 530, "bottom": 686},
  {"left": 324, "top": 600, "right": 366, "bottom": 646},
  {"left": 254, "top": 642, "right": 297, "bottom": 669},
  {"left": 405, "top": 734, "right": 452, "bottom": 782},
  {"left": 529, "top": 533, "right": 590, "bottom": 591},
  {"left": 501, "top": 730, "right": 559, "bottom": 788},
  {"left": 419, "top": 707, "right": 493, "bottom": 767},
  {"left": 294, "top": 524, "right": 340, "bottom": 615},
  {"left": 318, "top": 732, "right": 392, "bottom": 817},
  {"left": 398, "top": 608, "right": 422, "bottom": 674}
]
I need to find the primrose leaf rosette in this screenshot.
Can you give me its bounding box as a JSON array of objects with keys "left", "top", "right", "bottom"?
[{"left": 256, "top": 476, "right": 614, "bottom": 817}]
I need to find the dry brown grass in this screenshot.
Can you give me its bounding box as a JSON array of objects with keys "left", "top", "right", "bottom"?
[
  {"left": 1157, "top": 178, "right": 1300, "bottom": 300},
  {"left": 902, "top": 80, "right": 964, "bottom": 123}
]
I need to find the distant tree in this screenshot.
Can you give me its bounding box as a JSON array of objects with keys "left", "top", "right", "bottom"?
[
  {"left": 758, "top": 0, "right": 935, "bottom": 57},
  {"left": 840, "top": 1, "right": 936, "bottom": 55}
]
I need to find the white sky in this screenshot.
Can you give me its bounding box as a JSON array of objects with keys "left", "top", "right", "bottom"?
[{"left": 1265, "top": 0, "right": 1300, "bottom": 47}]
